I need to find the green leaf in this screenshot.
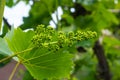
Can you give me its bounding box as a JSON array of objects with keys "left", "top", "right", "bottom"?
[
  {"left": 103, "top": 36, "right": 120, "bottom": 56},
  {"left": 21, "top": 0, "right": 52, "bottom": 30},
  {"left": 0, "top": 37, "right": 12, "bottom": 56},
  {"left": 5, "top": 28, "right": 34, "bottom": 53},
  {"left": 62, "top": 14, "right": 74, "bottom": 24},
  {"left": 6, "top": 0, "right": 14, "bottom": 7},
  {"left": 23, "top": 71, "right": 34, "bottom": 80},
  {"left": 23, "top": 48, "right": 73, "bottom": 80},
  {"left": 0, "top": 0, "right": 5, "bottom": 31},
  {"left": 0, "top": 54, "right": 10, "bottom": 67},
  {"left": 0, "top": 37, "right": 12, "bottom": 67},
  {"left": 40, "top": 0, "right": 58, "bottom": 13},
  {"left": 0, "top": 24, "right": 9, "bottom": 37},
  {"left": 59, "top": 0, "right": 73, "bottom": 6},
  {"left": 4, "top": 28, "right": 74, "bottom": 79}
]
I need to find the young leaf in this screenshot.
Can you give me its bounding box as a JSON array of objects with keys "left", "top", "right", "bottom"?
[{"left": 23, "top": 48, "right": 73, "bottom": 80}]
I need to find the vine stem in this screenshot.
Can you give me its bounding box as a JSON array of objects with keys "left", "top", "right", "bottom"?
[
  {"left": 0, "top": 0, "right": 6, "bottom": 31},
  {"left": 0, "top": 41, "right": 58, "bottom": 63},
  {"left": 0, "top": 47, "right": 34, "bottom": 63},
  {"left": 9, "top": 61, "right": 21, "bottom": 80}
]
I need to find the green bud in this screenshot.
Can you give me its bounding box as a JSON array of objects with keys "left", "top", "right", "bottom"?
[
  {"left": 47, "top": 26, "right": 55, "bottom": 35},
  {"left": 92, "top": 31, "right": 97, "bottom": 38},
  {"left": 35, "top": 24, "right": 45, "bottom": 34},
  {"left": 58, "top": 34, "right": 66, "bottom": 47},
  {"left": 31, "top": 24, "right": 97, "bottom": 49},
  {"left": 58, "top": 31, "right": 65, "bottom": 36},
  {"left": 68, "top": 31, "right": 74, "bottom": 38},
  {"left": 54, "top": 45, "right": 60, "bottom": 51},
  {"left": 46, "top": 35, "right": 52, "bottom": 41},
  {"left": 67, "top": 40, "right": 73, "bottom": 47}
]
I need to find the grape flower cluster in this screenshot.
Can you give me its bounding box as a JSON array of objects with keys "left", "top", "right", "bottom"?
[{"left": 31, "top": 25, "right": 97, "bottom": 51}]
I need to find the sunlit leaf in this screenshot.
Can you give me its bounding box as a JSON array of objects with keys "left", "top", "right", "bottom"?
[{"left": 0, "top": 38, "right": 12, "bottom": 56}]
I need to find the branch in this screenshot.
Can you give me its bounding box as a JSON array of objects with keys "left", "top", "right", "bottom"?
[
  {"left": 0, "top": 47, "right": 34, "bottom": 63},
  {"left": 93, "top": 40, "right": 111, "bottom": 80},
  {"left": 108, "top": 9, "right": 120, "bottom": 13},
  {"left": 55, "top": 8, "right": 60, "bottom": 30},
  {"left": 3, "top": 17, "right": 11, "bottom": 29},
  {"left": 9, "top": 61, "right": 21, "bottom": 80}
]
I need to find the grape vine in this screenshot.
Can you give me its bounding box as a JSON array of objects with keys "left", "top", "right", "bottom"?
[{"left": 0, "top": 24, "right": 97, "bottom": 80}]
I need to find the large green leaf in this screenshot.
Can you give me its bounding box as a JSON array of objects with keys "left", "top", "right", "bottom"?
[
  {"left": 24, "top": 48, "right": 73, "bottom": 80},
  {"left": 4, "top": 28, "right": 74, "bottom": 79}
]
